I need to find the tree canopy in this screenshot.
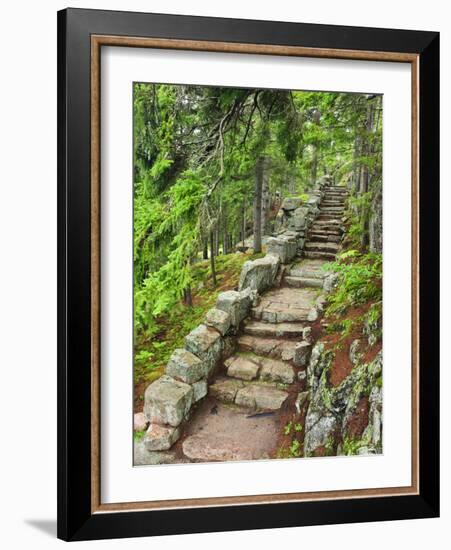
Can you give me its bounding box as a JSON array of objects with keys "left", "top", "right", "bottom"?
[{"left": 133, "top": 84, "right": 382, "bottom": 336}]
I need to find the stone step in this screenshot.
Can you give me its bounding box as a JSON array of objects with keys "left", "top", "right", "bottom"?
[
  {"left": 321, "top": 201, "right": 346, "bottom": 207},
  {"left": 251, "top": 304, "right": 312, "bottom": 322},
  {"left": 243, "top": 320, "right": 307, "bottom": 338},
  {"left": 289, "top": 259, "right": 327, "bottom": 279},
  {"left": 303, "top": 250, "right": 337, "bottom": 260},
  {"left": 310, "top": 225, "right": 342, "bottom": 235},
  {"left": 308, "top": 232, "right": 341, "bottom": 243},
  {"left": 224, "top": 355, "right": 260, "bottom": 381},
  {"left": 319, "top": 206, "right": 344, "bottom": 217},
  {"left": 237, "top": 335, "right": 300, "bottom": 362},
  {"left": 313, "top": 218, "right": 342, "bottom": 226},
  {"left": 209, "top": 377, "right": 289, "bottom": 410},
  {"left": 316, "top": 215, "right": 344, "bottom": 222},
  {"left": 304, "top": 241, "right": 340, "bottom": 253},
  {"left": 251, "top": 286, "right": 318, "bottom": 323},
  {"left": 323, "top": 187, "right": 348, "bottom": 193},
  {"left": 285, "top": 275, "right": 324, "bottom": 289},
  {"left": 323, "top": 195, "right": 347, "bottom": 201},
  {"left": 224, "top": 353, "right": 296, "bottom": 384},
  {"left": 319, "top": 203, "right": 345, "bottom": 213}
]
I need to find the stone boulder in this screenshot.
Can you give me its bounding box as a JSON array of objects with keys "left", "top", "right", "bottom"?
[
  {"left": 293, "top": 341, "right": 312, "bottom": 367},
  {"left": 259, "top": 358, "right": 295, "bottom": 384},
  {"left": 205, "top": 308, "right": 231, "bottom": 336},
  {"left": 239, "top": 254, "right": 280, "bottom": 293},
  {"left": 209, "top": 378, "right": 244, "bottom": 403},
  {"left": 216, "top": 290, "right": 252, "bottom": 327},
  {"left": 304, "top": 409, "right": 338, "bottom": 455},
  {"left": 295, "top": 391, "right": 309, "bottom": 414},
  {"left": 191, "top": 379, "right": 208, "bottom": 402},
  {"left": 235, "top": 384, "right": 288, "bottom": 410},
  {"left": 134, "top": 412, "right": 149, "bottom": 432},
  {"left": 349, "top": 339, "right": 362, "bottom": 366},
  {"left": 166, "top": 348, "right": 207, "bottom": 384},
  {"left": 281, "top": 196, "right": 302, "bottom": 211},
  {"left": 185, "top": 324, "right": 223, "bottom": 373},
  {"left": 266, "top": 236, "right": 297, "bottom": 264},
  {"left": 144, "top": 375, "right": 193, "bottom": 427},
  {"left": 323, "top": 272, "right": 339, "bottom": 293},
  {"left": 307, "top": 195, "right": 321, "bottom": 209},
  {"left": 287, "top": 207, "right": 309, "bottom": 231},
  {"left": 143, "top": 423, "right": 181, "bottom": 451},
  {"left": 134, "top": 441, "right": 177, "bottom": 466},
  {"left": 225, "top": 355, "right": 260, "bottom": 381}
]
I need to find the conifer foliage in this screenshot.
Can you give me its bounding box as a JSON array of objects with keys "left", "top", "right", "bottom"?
[{"left": 133, "top": 84, "right": 382, "bottom": 336}]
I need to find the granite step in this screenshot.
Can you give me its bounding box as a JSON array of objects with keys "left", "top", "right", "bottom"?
[
  {"left": 304, "top": 241, "right": 340, "bottom": 253},
  {"left": 323, "top": 187, "right": 348, "bottom": 193},
  {"left": 303, "top": 250, "right": 337, "bottom": 260},
  {"left": 289, "top": 259, "right": 327, "bottom": 279},
  {"left": 237, "top": 335, "right": 300, "bottom": 362},
  {"left": 308, "top": 232, "right": 341, "bottom": 243},
  {"left": 224, "top": 353, "right": 295, "bottom": 385},
  {"left": 251, "top": 304, "right": 312, "bottom": 322},
  {"left": 243, "top": 320, "right": 307, "bottom": 338},
  {"left": 321, "top": 201, "right": 346, "bottom": 207},
  {"left": 209, "top": 377, "right": 289, "bottom": 410},
  {"left": 284, "top": 275, "right": 324, "bottom": 289},
  {"left": 313, "top": 218, "right": 342, "bottom": 226},
  {"left": 310, "top": 225, "right": 342, "bottom": 235},
  {"left": 250, "top": 286, "right": 318, "bottom": 323},
  {"left": 316, "top": 216, "right": 344, "bottom": 223}
]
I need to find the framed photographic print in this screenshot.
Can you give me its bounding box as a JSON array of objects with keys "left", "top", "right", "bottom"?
[{"left": 57, "top": 8, "right": 439, "bottom": 541}]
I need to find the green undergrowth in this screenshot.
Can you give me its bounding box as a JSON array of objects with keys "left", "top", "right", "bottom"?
[
  {"left": 322, "top": 249, "right": 382, "bottom": 344},
  {"left": 134, "top": 251, "right": 263, "bottom": 390},
  {"left": 323, "top": 249, "right": 382, "bottom": 316}
]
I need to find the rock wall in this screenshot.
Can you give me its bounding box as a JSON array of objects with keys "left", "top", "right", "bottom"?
[
  {"left": 273, "top": 188, "right": 324, "bottom": 256},
  {"left": 303, "top": 341, "right": 383, "bottom": 457}
]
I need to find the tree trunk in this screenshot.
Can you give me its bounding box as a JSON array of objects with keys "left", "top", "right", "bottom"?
[
  {"left": 242, "top": 200, "right": 246, "bottom": 244},
  {"left": 223, "top": 205, "right": 228, "bottom": 255},
  {"left": 287, "top": 169, "right": 295, "bottom": 195},
  {"left": 261, "top": 157, "right": 270, "bottom": 236},
  {"left": 311, "top": 109, "right": 321, "bottom": 187},
  {"left": 210, "top": 230, "right": 217, "bottom": 286},
  {"left": 215, "top": 225, "right": 220, "bottom": 256},
  {"left": 253, "top": 156, "right": 264, "bottom": 253},
  {"left": 359, "top": 100, "right": 375, "bottom": 249},
  {"left": 183, "top": 286, "right": 193, "bottom": 307},
  {"left": 203, "top": 238, "right": 209, "bottom": 260},
  {"left": 311, "top": 145, "right": 318, "bottom": 187}
]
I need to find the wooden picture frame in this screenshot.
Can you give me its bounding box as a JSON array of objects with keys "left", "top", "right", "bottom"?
[{"left": 57, "top": 7, "right": 439, "bottom": 541}]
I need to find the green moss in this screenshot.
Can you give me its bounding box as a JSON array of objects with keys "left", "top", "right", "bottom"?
[
  {"left": 341, "top": 434, "right": 370, "bottom": 456},
  {"left": 324, "top": 435, "right": 335, "bottom": 456},
  {"left": 134, "top": 430, "right": 146, "bottom": 442}
]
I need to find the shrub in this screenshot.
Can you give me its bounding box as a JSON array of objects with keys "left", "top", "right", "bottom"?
[{"left": 324, "top": 251, "right": 382, "bottom": 315}]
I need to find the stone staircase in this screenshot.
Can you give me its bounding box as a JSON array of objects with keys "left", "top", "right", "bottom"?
[
  {"left": 138, "top": 184, "right": 348, "bottom": 464},
  {"left": 179, "top": 186, "right": 348, "bottom": 460},
  {"left": 304, "top": 186, "right": 347, "bottom": 260}
]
